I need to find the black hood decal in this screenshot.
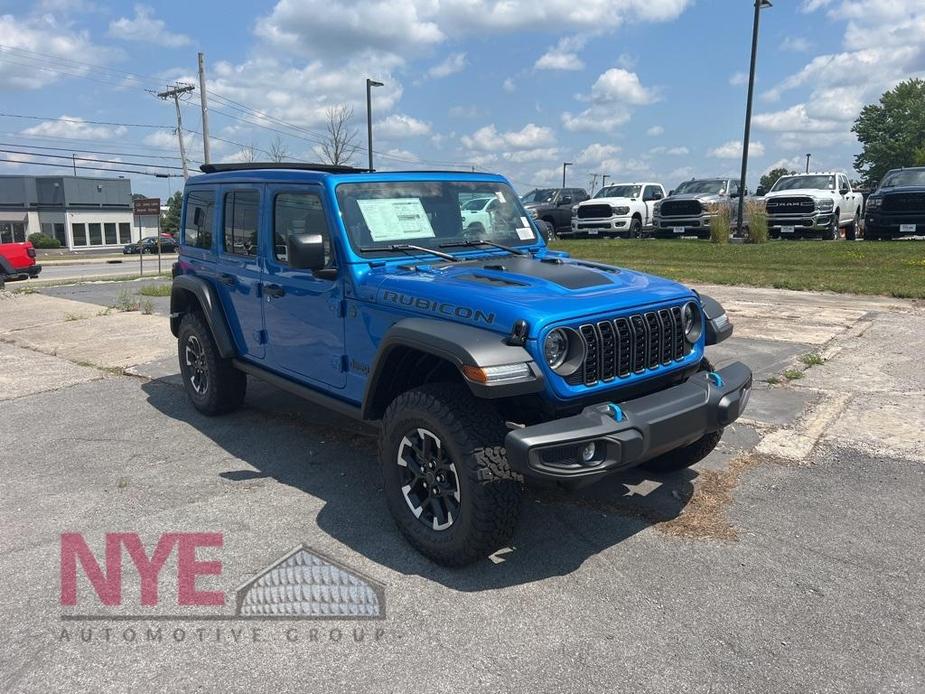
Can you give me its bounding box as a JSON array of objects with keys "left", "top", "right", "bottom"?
[{"left": 464, "top": 256, "right": 614, "bottom": 290}]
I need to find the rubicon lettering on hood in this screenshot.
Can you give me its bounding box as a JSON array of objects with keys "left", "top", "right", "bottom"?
[{"left": 382, "top": 290, "right": 495, "bottom": 325}]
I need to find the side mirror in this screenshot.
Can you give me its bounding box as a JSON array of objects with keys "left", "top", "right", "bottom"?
[
  {"left": 653, "top": 191, "right": 663, "bottom": 200},
  {"left": 756, "top": 185, "right": 767, "bottom": 196},
  {"left": 559, "top": 196, "right": 572, "bottom": 206},
  {"left": 668, "top": 190, "right": 675, "bottom": 196},
  {"left": 287, "top": 233, "right": 326, "bottom": 271},
  {"left": 839, "top": 187, "right": 850, "bottom": 195},
  {"left": 729, "top": 191, "right": 740, "bottom": 199}
]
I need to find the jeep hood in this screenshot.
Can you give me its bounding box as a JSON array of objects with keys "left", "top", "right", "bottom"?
[{"left": 367, "top": 254, "right": 694, "bottom": 334}]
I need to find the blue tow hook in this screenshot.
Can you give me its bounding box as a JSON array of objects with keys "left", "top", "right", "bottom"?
[
  {"left": 707, "top": 371, "right": 725, "bottom": 388},
  {"left": 608, "top": 403, "right": 625, "bottom": 422}
]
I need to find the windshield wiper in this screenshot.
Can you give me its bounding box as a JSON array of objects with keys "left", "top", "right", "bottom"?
[
  {"left": 439, "top": 239, "right": 529, "bottom": 256},
  {"left": 358, "top": 243, "right": 459, "bottom": 262}
]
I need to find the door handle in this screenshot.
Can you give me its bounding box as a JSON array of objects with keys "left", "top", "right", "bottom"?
[
  {"left": 265, "top": 283, "right": 285, "bottom": 298},
  {"left": 219, "top": 273, "right": 236, "bottom": 286}
]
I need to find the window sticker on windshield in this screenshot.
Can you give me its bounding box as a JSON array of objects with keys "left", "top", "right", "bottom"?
[
  {"left": 516, "top": 228, "right": 534, "bottom": 241},
  {"left": 357, "top": 198, "right": 435, "bottom": 242},
  {"left": 495, "top": 191, "right": 506, "bottom": 203}
]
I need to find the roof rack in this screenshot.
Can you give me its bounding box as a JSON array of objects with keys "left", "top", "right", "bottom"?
[{"left": 198, "top": 162, "right": 370, "bottom": 174}]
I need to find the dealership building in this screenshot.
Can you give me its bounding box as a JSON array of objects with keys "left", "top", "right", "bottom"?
[{"left": 0, "top": 174, "right": 156, "bottom": 251}]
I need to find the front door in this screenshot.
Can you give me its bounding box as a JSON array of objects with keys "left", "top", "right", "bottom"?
[
  {"left": 262, "top": 185, "right": 346, "bottom": 389},
  {"left": 215, "top": 185, "right": 265, "bottom": 359}
]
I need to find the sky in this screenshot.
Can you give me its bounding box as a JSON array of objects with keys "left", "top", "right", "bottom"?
[{"left": 0, "top": 0, "right": 923, "bottom": 200}]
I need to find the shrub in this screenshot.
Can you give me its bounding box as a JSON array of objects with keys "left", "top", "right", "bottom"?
[
  {"left": 27, "top": 232, "right": 61, "bottom": 249},
  {"left": 709, "top": 206, "right": 731, "bottom": 244},
  {"left": 744, "top": 199, "right": 769, "bottom": 244}
]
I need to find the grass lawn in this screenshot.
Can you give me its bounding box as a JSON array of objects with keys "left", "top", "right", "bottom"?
[{"left": 550, "top": 239, "right": 925, "bottom": 299}]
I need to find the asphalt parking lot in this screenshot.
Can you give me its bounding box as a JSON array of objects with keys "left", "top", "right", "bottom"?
[{"left": 1, "top": 280, "right": 923, "bottom": 692}]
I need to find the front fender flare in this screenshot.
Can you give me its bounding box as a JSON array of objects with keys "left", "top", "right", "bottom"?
[
  {"left": 169, "top": 275, "right": 237, "bottom": 358},
  {"left": 362, "top": 317, "right": 544, "bottom": 418}
]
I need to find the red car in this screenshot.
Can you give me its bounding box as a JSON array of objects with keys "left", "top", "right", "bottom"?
[{"left": 0, "top": 241, "right": 41, "bottom": 286}]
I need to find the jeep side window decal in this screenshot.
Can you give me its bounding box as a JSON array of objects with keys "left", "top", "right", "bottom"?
[{"left": 357, "top": 198, "right": 436, "bottom": 242}]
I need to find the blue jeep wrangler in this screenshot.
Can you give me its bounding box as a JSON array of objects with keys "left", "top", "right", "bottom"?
[{"left": 170, "top": 163, "right": 751, "bottom": 566}]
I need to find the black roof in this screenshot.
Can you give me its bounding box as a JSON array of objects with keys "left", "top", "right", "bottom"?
[{"left": 198, "top": 162, "right": 370, "bottom": 175}]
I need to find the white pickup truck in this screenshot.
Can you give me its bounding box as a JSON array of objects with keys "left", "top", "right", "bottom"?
[
  {"left": 763, "top": 172, "right": 864, "bottom": 240},
  {"left": 565, "top": 182, "right": 666, "bottom": 238}
]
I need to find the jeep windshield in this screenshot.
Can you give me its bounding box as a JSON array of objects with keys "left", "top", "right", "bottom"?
[
  {"left": 674, "top": 180, "right": 726, "bottom": 195},
  {"left": 771, "top": 175, "right": 835, "bottom": 191},
  {"left": 880, "top": 169, "right": 925, "bottom": 188},
  {"left": 520, "top": 189, "right": 557, "bottom": 204},
  {"left": 337, "top": 181, "right": 537, "bottom": 257},
  {"left": 594, "top": 185, "right": 640, "bottom": 199}
]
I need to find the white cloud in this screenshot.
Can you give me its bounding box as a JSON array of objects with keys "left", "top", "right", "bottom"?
[
  {"left": 590, "top": 68, "right": 657, "bottom": 105},
  {"left": 21, "top": 116, "right": 128, "bottom": 140},
  {"left": 375, "top": 113, "right": 431, "bottom": 139},
  {"left": 502, "top": 78, "right": 516, "bottom": 93},
  {"left": 108, "top": 5, "right": 191, "bottom": 47},
  {"left": 535, "top": 35, "right": 588, "bottom": 71},
  {"left": 646, "top": 125, "right": 664, "bottom": 136},
  {"left": 801, "top": 0, "right": 832, "bottom": 11},
  {"left": 503, "top": 147, "right": 560, "bottom": 163},
  {"left": 426, "top": 52, "right": 466, "bottom": 78},
  {"left": 575, "top": 143, "right": 621, "bottom": 165},
  {"left": 729, "top": 71, "right": 747, "bottom": 86},
  {"left": 562, "top": 109, "right": 631, "bottom": 133},
  {"left": 650, "top": 146, "right": 689, "bottom": 156},
  {"left": 781, "top": 36, "right": 810, "bottom": 52},
  {"left": 753, "top": 104, "right": 843, "bottom": 133},
  {"left": 0, "top": 14, "right": 115, "bottom": 90},
  {"left": 708, "top": 140, "right": 765, "bottom": 159},
  {"left": 461, "top": 123, "right": 555, "bottom": 151}
]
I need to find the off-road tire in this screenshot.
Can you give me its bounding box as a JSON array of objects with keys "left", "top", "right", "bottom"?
[
  {"left": 379, "top": 383, "right": 522, "bottom": 566},
  {"left": 177, "top": 311, "right": 246, "bottom": 416},
  {"left": 643, "top": 358, "right": 723, "bottom": 473}
]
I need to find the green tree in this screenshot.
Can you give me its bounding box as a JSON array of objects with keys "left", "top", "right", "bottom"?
[
  {"left": 853, "top": 78, "right": 925, "bottom": 186},
  {"left": 759, "top": 167, "right": 794, "bottom": 192},
  {"left": 161, "top": 191, "right": 182, "bottom": 235}
]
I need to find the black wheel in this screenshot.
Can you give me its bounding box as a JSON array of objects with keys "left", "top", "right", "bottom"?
[
  {"left": 379, "top": 383, "right": 522, "bottom": 566},
  {"left": 542, "top": 218, "right": 557, "bottom": 241},
  {"left": 846, "top": 211, "right": 859, "bottom": 241},
  {"left": 177, "top": 312, "right": 246, "bottom": 415},
  {"left": 643, "top": 359, "right": 723, "bottom": 473},
  {"left": 629, "top": 217, "right": 642, "bottom": 238}
]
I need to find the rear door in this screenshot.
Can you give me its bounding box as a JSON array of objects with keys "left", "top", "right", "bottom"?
[
  {"left": 215, "top": 184, "right": 265, "bottom": 359},
  {"left": 262, "top": 185, "right": 346, "bottom": 389}
]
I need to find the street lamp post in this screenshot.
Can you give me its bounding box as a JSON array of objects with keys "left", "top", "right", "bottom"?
[
  {"left": 601, "top": 174, "right": 609, "bottom": 188},
  {"left": 736, "top": 0, "right": 772, "bottom": 237},
  {"left": 366, "top": 78, "right": 384, "bottom": 171},
  {"left": 805, "top": 153, "right": 812, "bottom": 173},
  {"left": 562, "top": 162, "right": 573, "bottom": 187}
]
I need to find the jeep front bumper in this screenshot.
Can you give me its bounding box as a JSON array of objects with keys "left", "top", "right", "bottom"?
[{"left": 505, "top": 361, "right": 752, "bottom": 481}]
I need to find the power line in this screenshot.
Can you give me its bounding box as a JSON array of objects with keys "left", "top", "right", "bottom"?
[
  {"left": 0, "top": 147, "right": 185, "bottom": 171},
  {"left": 0, "top": 141, "right": 189, "bottom": 162},
  {"left": 0, "top": 157, "right": 182, "bottom": 177},
  {"left": 0, "top": 112, "right": 175, "bottom": 130}
]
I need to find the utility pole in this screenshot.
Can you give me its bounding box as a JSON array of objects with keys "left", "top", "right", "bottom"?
[
  {"left": 601, "top": 173, "right": 609, "bottom": 188},
  {"left": 805, "top": 153, "right": 811, "bottom": 173},
  {"left": 588, "top": 173, "right": 598, "bottom": 194},
  {"left": 72, "top": 154, "right": 77, "bottom": 176},
  {"left": 366, "top": 78, "right": 384, "bottom": 171},
  {"left": 157, "top": 83, "right": 195, "bottom": 178},
  {"left": 736, "top": 0, "right": 772, "bottom": 237},
  {"left": 197, "top": 53, "right": 211, "bottom": 165},
  {"left": 562, "top": 162, "right": 572, "bottom": 187}
]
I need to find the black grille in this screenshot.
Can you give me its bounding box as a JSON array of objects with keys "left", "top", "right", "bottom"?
[
  {"left": 660, "top": 199, "right": 702, "bottom": 217},
  {"left": 578, "top": 204, "right": 613, "bottom": 219},
  {"left": 568, "top": 304, "right": 691, "bottom": 387},
  {"left": 881, "top": 192, "right": 925, "bottom": 213},
  {"left": 766, "top": 196, "right": 815, "bottom": 214}
]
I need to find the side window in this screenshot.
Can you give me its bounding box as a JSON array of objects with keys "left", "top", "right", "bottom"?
[
  {"left": 184, "top": 190, "right": 215, "bottom": 249},
  {"left": 643, "top": 186, "right": 658, "bottom": 201},
  {"left": 222, "top": 190, "right": 260, "bottom": 257},
  {"left": 728, "top": 180, "right": 740, "bottom": 196},
  {"left": 273, "top": 192, "right": 333, "bottom": 267}
]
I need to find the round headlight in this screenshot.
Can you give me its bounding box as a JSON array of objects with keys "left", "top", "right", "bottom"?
[
  {"left": 682, "top": 301, "right": 703, "bottom": 343},
  {"left": 544, "top": 329, "right": 569, "bottom": 369}
]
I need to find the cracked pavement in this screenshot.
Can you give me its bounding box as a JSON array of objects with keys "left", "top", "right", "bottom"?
[{"left": 0, "top": 281, "right": 923, "bottom": 693}]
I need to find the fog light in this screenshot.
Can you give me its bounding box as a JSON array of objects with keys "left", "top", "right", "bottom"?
[{"left": 581, "top": 442, "right": 596, "bottom": 463}]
